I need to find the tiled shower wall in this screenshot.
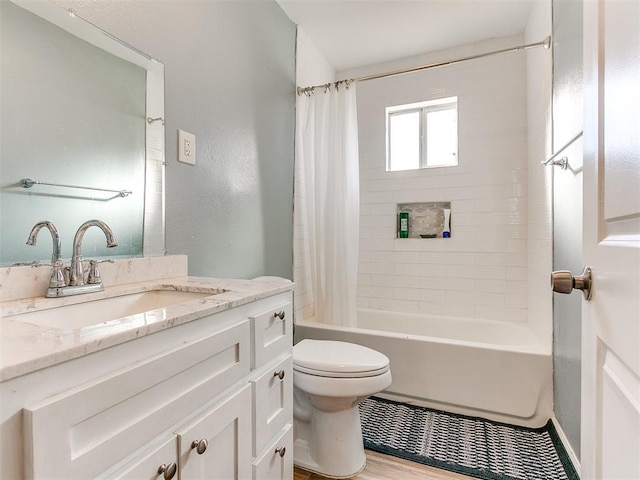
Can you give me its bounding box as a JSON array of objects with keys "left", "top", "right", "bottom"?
[{"left": 340, "top": 35, "right": 530, "bottom": 323}]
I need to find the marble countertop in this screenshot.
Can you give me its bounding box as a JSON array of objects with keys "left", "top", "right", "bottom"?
[{"left": 0, "top": 275, "right": 293, "bottom": 382}]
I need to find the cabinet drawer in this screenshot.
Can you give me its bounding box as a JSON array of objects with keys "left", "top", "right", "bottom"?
[
  {"left": 250, "top": 301, "right": 292, "bottom": 368},
  {"left": 251, "top": 355, "right": 292, "bottom": 455},
  {"left": 252, "top": 424, "right": 293, "bottom": 480},
  {"left": 176, "top": 384, "right": 252, "bottom": 480},
  {"left": 23, "top": 320, "right": 250, "bottom": 480}
]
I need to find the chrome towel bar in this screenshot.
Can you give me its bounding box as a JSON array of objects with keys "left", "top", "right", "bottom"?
[
  {"left": 21, "top": 177, "right": 131, "bottom": 197},
  {"left": 542, "top": 131, "right": 583, "bottom": 168}
]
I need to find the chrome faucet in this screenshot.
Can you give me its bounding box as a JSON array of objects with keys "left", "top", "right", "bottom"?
[
  {"left": 26, "top": 221, "right": 66, "bottom": 295},
  {"left": 25, "top": 220, "right": 118, "bottom": 298},
  {"left": 69, "top": 220, "right": 118, "bottom": 288}
]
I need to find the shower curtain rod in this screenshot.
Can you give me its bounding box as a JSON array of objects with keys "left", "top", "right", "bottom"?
[{"left": 296, "top": 36, "right": 551, "bottom": 95}]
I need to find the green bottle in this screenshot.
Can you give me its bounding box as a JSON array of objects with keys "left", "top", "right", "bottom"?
[{"left": 398, "top": 212, "right": 409, "bottom": 238}]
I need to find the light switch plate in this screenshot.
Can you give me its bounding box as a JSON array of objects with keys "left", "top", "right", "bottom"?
[{"left": 178, "top": 129, "right": 196, "bottom": 165}]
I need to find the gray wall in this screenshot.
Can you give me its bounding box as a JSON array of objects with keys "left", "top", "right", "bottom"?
[
  {"left": 552, "top": 0, "right": 583, "bottom": 458},
  {"left": 55, "top": 0, "right": 296, "bottom": 280}
]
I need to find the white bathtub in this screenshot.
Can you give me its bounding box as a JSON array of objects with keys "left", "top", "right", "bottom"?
[{"left": 294, "top": 308, "right": 552, "bottom": 428}]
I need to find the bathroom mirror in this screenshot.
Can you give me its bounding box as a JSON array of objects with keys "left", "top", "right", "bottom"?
[{"left": 0, "top": 0, "right": 165, "bottom": 266}]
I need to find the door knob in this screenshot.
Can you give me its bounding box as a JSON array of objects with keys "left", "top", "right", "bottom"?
[{"left": 551, "top": 266, "right": 592, "bottom": 301}]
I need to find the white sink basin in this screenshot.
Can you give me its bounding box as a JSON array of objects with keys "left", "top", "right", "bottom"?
[{"left": 10, "top": 289, "right": 217, "bottom": 330}]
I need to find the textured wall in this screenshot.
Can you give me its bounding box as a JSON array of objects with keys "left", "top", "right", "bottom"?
[
  {"left": 55, "top": 0, "right": 296, "bottom": 280},
  {"left": 341, "top": 36, "right": 530, "bottom": 323}
]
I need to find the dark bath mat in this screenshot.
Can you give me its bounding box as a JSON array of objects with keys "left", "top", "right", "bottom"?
[{"left": 359, "top": 396, "right": 579, "bottom": 480}]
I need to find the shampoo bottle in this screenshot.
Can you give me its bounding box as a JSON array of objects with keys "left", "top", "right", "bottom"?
[
  {"left": 398, "top": 212, "right": 409, "bottom": 238},
  {"left": 442, "top": 209, "right": 451, "bottom": 238}
]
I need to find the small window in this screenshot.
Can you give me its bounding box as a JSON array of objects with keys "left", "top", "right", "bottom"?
[{"left": 386, "top": 97, "right": 458, "bottom": 171}]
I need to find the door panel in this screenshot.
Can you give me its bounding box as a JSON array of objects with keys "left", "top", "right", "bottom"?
[
  {"left": 583, "top": 0, "right": 640, "bottom": 478},
  {"left": 176, "top": 384, "right": 252, "bottom": 480}
]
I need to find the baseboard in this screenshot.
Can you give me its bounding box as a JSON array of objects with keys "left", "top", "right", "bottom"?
[{"left": 551, "top": 416, "right": 581, "bottom": 477}]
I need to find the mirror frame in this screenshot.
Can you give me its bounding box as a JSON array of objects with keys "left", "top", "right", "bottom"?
[{"left": 10, "top": 0, "right": 166, "bottom": 257}]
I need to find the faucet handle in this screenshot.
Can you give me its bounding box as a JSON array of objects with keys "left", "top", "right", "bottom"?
[
  {"left": 50, "top": 261, "right": 66, "bottom": 288},
  {"left": 87, "top": 260, "right": 102, "bottom": 285}
]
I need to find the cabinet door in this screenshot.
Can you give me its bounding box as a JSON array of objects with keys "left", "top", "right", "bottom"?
[
  {"left": 176, "top": 384, "right": 252, "bottom": 480},
  {"left": 251, "top": 355, "right": 292, "bottom": 455},
  {"left": 252, "top": 425, "right": 293, "bottom": 480},
  {"left": 104, "top": 437, "right": 178, "bottom": 480}
]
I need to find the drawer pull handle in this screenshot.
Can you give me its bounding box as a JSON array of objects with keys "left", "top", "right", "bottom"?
[
  {"left": 274, "top": 370, "right": 285, "bottom": 380},
  {"left": 275, "top": 446, "right": 286, "bottom": 457},
  {"left": 191, "top": 438, "right": 209, "bottom": 455},
  {"left": 274, "top": 310, "right": 285, "bottom": 320},
  {"left": 157, "top": 462, "right": 177, "bottom": 480}
]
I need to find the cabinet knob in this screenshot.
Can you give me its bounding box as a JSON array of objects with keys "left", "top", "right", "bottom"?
[
  {"left": 157, "top": 462, "right": 177, "bottom": 480},
  {"left": 274, "top": 310, "right": 285, "bottom": 320},
  {"left": 275, "top": 446, "right": 286, "bottom": 458},
  {"left": 273, "top": 370, "right": 285, "bottom": 380},
  {"left": 190, "top": 438, "right": 208, "bottom": 455}
]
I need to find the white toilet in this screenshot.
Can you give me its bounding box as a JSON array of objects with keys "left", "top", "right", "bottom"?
[{"left": 292, "top": 339, "right": 392, "bottom": 478}]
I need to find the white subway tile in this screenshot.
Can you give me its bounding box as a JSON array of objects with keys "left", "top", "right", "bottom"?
[
  {"left": 359, "top": 238, "right": 395, "bottom": 251},
  {"left": 356, "top": 296, "right": 371, "bottom": 308},
  {"left": 399, "top": 263, "right": 447, "bottom": 277},
  {"left": 506, "top": 294, "right": 528, "bottom": 308},
  {"left": 369, "top": 297, "right": 421, "bottom": 313},
  {"left": 359, "top": 262, "right": 396, "bottom": 275},
  {"left": 419, "top": 252, "right": 476, "bottom": 265},
  {"left": 358, "top": 285, "right": 394, "bottom": 299},
  {"left": 372, "top": 251, "right": 421, "bottom": 264},
  {"left": 392, "top": 287, "right": 441, "bottom": 302},
  {"left": 354, "top": 40, "right": 534, "bottom": 327},
  {"left": 389, "top": 275, "right": 422, "bottom": 288},
  {"left": 419, "top": 302, "right": 475, "bottom": 318}
]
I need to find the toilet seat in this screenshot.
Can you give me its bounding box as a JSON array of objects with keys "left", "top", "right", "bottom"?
[{"left": 293, "top": 339, "right": 390, "bottom": 378}]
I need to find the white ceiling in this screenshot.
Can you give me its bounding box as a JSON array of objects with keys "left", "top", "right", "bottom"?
[{"left": 276, "top": 0, "right": 536, "bottom": 72}]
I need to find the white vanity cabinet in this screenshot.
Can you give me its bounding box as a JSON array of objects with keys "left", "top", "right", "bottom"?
[{"left": 6, "top": 289, "right": 293, "bottom": 480}]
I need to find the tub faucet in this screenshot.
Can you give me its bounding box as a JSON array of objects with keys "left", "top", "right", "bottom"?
[
  {"left": 69, "top": 220, "right": 118, "bottom": 287},
  {"left": 26, "top": 221, "right": 66, "bottom": 294}
]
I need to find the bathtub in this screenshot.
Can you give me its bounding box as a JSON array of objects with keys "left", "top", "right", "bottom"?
[{"left": 294, "top": 308, "right": 552, "bottom": 428}]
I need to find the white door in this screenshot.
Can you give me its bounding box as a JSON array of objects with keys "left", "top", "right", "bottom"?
[{"left": 582, "top": 1, "right": 640, "bottom": 479}]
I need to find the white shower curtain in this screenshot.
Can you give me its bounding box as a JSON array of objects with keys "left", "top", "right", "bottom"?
[{"left": 294, "top": 82, "right": 359, "bottom": 327}]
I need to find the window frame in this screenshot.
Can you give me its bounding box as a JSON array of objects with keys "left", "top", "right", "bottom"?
[{"left": 386, "top": 96, "right": 458, "bottom": 172}]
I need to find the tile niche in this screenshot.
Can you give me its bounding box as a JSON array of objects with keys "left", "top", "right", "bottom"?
[{"left": 397, "top": 202, "right": 451, "bottom": 238}]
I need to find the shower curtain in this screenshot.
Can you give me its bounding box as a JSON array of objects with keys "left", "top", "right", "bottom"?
[{"left": 294, "top": 82, "right": 359, "bottom": 327}]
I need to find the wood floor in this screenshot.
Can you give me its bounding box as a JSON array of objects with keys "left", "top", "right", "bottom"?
[{"left": 293, "top": 450, "right": 474, "bottom": 480}]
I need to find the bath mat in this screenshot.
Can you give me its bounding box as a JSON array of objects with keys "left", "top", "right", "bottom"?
[{"left": 359, "top": 397, "right": 579, "bottom": 480}]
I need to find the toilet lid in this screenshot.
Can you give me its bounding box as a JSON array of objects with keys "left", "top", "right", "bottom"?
[{"left": 293, "top": 339, "right": 390, "bottom": 378}]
